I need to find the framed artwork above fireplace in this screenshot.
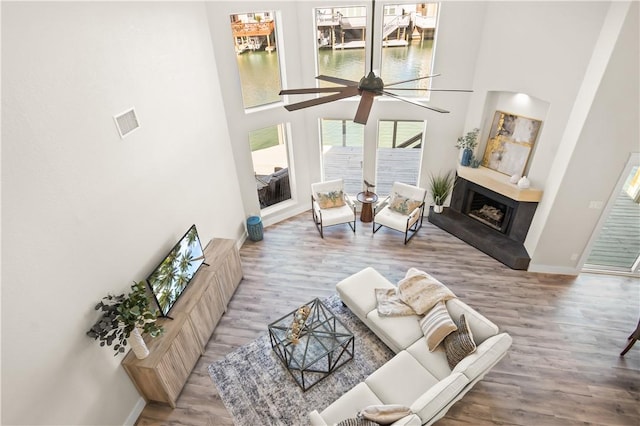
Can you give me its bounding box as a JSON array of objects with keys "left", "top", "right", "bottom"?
[{"left": 481, "top": 111, "right": 542, "bottom": 177}]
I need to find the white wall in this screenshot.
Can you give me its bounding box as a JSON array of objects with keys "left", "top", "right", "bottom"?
[
  {"left": 1, "top": 2, "right": 243, "bottom": 425},
  {"left": 529, "top": 1, "right": 639, "bottom": 273}
]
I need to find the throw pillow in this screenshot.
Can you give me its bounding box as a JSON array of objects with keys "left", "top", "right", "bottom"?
[
  {"left": 375, "top": 288, "right": 416, "bottom": 316},
  {"left": 419, "top": 301, "right": 458, "bottom": 351},
  {"left": 443, "top": 313, "right": 477, "bottom": 369},
  {"left": 316, "top": 190, "right": 346, "bottom": 209},
  {"left": 359, "top": 404, "right": 412, "bottom": 425},
  {"left": 397, "top": 272, "right": 456, "bottom": 315},
  {"left": 336, "top": 417, "right": 380, "bottom": 426},
  {"left": 388, "top": 192, "right": 422, "bottom": 215}
]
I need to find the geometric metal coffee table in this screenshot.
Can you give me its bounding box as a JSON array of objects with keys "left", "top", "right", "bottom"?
[{"left": 268, "top": 298, "right": 354, "bottom": 391}]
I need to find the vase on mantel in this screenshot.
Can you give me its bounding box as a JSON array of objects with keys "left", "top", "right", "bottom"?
[
  {"left": 129, "top": 327, "right": 150, "bottom": 359},
  {"left": 460, "top": 148, "right": 473, "bottom": 167}
]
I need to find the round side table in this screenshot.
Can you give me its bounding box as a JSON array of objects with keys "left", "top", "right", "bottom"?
[{"left": 357, "top": 191, "right": 379, "bottom": 223}]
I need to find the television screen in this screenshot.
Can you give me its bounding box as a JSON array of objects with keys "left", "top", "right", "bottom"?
[{"left": 146, "top": 224, "right": 205, "bottom": 317}]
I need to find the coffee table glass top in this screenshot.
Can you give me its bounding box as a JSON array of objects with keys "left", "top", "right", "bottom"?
[{"left": 268, "top": 298, "right": 354, "bottom": 391}]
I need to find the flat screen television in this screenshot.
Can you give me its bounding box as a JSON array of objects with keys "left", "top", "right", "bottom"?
[{"left": 146, "top": 224, "right": 206, "bottom": 317}]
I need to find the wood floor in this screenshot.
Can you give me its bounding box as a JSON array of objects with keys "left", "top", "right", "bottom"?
[{"left": 136, "top": 211, "right": 640, "bottom": 426}]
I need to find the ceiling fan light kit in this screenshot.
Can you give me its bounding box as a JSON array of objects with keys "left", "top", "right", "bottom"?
[{"left": 279, "top": 1, "right": 471, "bottom": 125}]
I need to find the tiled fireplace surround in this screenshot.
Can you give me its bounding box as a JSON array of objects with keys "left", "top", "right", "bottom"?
[{"left": 428, "top": 166, "right": 543, "bottom": 270}]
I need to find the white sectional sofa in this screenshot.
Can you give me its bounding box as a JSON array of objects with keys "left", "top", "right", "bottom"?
[{"left": 309, "top": 267, "right": 512, "bottom": 426}]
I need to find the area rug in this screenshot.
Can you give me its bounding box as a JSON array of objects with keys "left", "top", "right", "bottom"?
[{"left": 208, "top": 294, "right": 394, "bottom": 425}]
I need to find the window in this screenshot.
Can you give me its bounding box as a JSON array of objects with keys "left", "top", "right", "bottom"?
[
  {"left": 376, "top": 120, "right": 424, "bottom": 196},
  {"left": 230, "top": 11, "right": 282, "bottom": 109},
  {"left": 315, "top": 6, "right": 367, "bottom": 87},
  {"left": 250, "top": 125, "right": 292, "bottom": 208},
  {"left": 379, "top": 3, "right": 438, "bottom": 96},
  {"left": 320, "top": 119, "right": 364, "bottom": 195}
]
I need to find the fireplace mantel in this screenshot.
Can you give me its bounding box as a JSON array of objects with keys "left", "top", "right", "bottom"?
[{"left": 456, "top": 166, "right": 542, "bottom": 202}]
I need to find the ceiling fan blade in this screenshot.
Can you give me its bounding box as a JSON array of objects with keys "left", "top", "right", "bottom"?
[
  {"left": 354, "top": 91, "right": 376, "bottom": 125},
  {"left": 316, "top": 75, "right": 360, "bottom": 87},
  {"left": 384, "top": 73, "right": 442, "bottom": 87},
  {"left": 381, "top": 90, "right": 450, "bottom": 114},
  {"left": 280, "top": 87, "right": 349, "bottom": 95},
  {"left": 283, "top": 86, "right": 360, "bottom": 112},
  {"left": 383, "top": 88, "right": 473, "bottom": 93}
]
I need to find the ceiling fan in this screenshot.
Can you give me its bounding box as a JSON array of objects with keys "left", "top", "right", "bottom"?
[{"left": 279, "top": 1, "right": 472, "bottom": 125}]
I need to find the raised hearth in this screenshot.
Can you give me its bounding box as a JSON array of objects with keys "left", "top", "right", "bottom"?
[{"left": 429, "top": 167, "right": 541, "bottom": 270}]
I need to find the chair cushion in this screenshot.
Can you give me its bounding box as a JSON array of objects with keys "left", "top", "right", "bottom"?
[
  {"left": 319, "top": 203, "right": 354, "bottom": 227},
  {"left": 365, "top": 351, "right": 439, "bottom": 406},
  {"left": 319, "top": 382, "right": 383, "bottom": 425},
  {"left": 317, "top": 190, "right": 346, "bottom": 209},
  {"left": 374, "top": 206, "right": 411, "bottom": 232}
]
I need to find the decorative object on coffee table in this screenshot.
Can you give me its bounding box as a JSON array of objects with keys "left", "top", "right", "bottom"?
[
  {"left": 286, "top": 304, "right": 311, "bottom": 343},
  {"left": 268, "top": 298, "right": 354, "bottom": 391}
]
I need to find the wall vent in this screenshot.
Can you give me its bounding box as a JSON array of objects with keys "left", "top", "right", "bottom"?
[{"left": 114, "top": 108, "right": 140, "bottom": 138}]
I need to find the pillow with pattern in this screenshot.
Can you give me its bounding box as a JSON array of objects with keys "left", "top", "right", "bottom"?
[
  {"left": 419, "top": 301, "right": 458, "bottom": 351},
  {"left": 316, "top": 190, "right": 346, "bottom": 209},
  {"left": 443, "top": 313, "right": 477, "bottom": 369},
  {"left": 388, "top": 192, "right": 421, "bottom": 215},
  {"left": 336, "top": 417, "right": 379, "bottom": 426}
]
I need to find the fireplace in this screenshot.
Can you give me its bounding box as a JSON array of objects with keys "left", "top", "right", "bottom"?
[
  {"left": 428, "top": 167, "right": 542, "bottom": 270},
  {"left": 464, "top": 190, "right": 514, "bottom": 233}
]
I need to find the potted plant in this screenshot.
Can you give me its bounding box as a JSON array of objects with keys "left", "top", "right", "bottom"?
[
  {"left": 455, "top": 128, "right": 480, "bottom": 167},
  {"left": 87, "top": 281, "right": 164, "bottom": 359},
  {"left": 429, "top": 171, "right": 455, "bottom": 213}
]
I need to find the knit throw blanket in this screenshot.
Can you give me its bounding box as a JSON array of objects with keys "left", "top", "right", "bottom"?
[{"left": 377, "top": 268, "right": 456, "bottom": 316}]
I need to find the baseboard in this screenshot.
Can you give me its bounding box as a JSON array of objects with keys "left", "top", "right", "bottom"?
[
  {"left": 123, "top": 397, "right": 146, "bottom": 426},
  {"left": 527, "top": 263, "right": 579, "bottom": 276}
]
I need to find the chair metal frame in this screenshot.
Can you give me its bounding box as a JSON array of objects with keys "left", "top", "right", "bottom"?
[
  {"left": 311, "top": 180, "right": 356, "bottom": 238},
  {"left": 372, "top": 182, "right": 427, "bottom": 244}
]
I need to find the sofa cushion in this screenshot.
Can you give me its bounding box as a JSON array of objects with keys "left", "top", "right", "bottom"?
[
  {"left": 365, "top": 351, "right": 439, "bottom": 406},
  {"left": 419, "top": 301, "right": 457, "bottom": 351},
  {"left": 405, "top": 338, "right": 452, "bottom": 381},
  {"left": 337, "top": 267, "right": 395, "bottom": 320},
  {"left": 319, "top": 382, "right": 383, "bottom": 426},
  {"left": 452, "top": 332, "right": 513, "bottom": 382},
  {"left": 409, "top": 372, "right": 469, "bottom": 422},
  {"left": 445, "top": 298, "right": 498, "bottom": 344},
  {"left": 366, "top": 309, "right": 423, "bottom": 353},
  {"left": 443, "top": 314, "right": 477, "bottom": 369}
]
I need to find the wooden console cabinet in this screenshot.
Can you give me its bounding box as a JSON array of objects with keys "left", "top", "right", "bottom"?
[{"left": 122, "top": 238, "right": 243, "bottom": 407}]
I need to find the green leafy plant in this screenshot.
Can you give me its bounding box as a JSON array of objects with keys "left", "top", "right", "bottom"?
[
  {"left": 455, "top": 128, "right": 480, "bottom": 150},
  {"left": 429, "top": 171, "right": 456, "bottom": 206},
  {"left": 87, "top": 281, "right": 164, "bottom": 356}
]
